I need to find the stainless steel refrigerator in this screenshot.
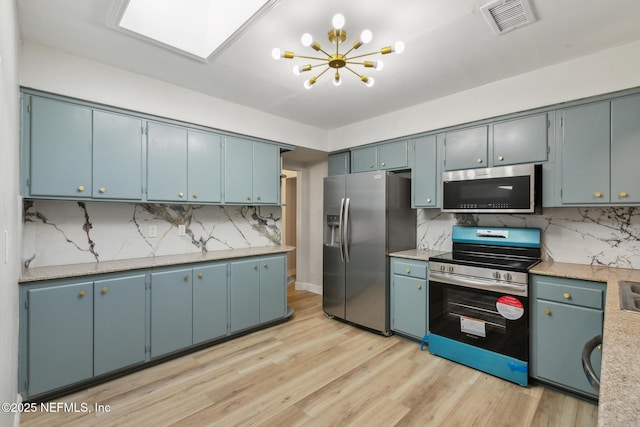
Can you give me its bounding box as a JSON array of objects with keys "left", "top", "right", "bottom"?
[{"left": 323, "top": 170, "right": 416, "bottom": 335}]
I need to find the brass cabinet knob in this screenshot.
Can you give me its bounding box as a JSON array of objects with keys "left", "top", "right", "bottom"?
[
  {"left": 563, "top": 292, "right": 571, "bottom": 300},
  {"left": 406, "top": 268, "right": 411, "bottom": 274},
  {"left": 102, "top": 287, "right": 108, "bottom": 294},
  {"left": 417, "top": 284, "right": 422, "bottom": 290},
  {"left": 192, "top": 193, "right": 198, "bottom": 199},
  {"left": 79, "top": 290, "right": 86, "bottom": 297},
  {"left": 247, "top": 195, "right": 251, "bottom": 201},
  {"left": 497, "top": 156, "right": 504, "bottom": 161},
  {"left": 369, "top": 164, "right": 374, "bottom": 168},
  {"left": 597, "top": 345, "right": 602, "bottom": 352},
  {"left": 178, "top": 192, "right": 184, "bottom": 198},
  {"left": 78, "top": 185, "right": 85, "bottom": 192},
  {"left": 99, "top": 187, "right": 106, "bottom": 193},
  {"left": 594, "top": 192, "right": 602, "bottom": 198},
  {"left": 476, "top": 158, "right": 483, "bottom": 164},
  {"left": 544, "top": 308, "right": 551, "bottom": 315},
  {"left": 253, "top": 265, "right": 258, "bottom": 270},
  {"left": 620, "top": 191, "right": 628, "bottom": 198},
  {"left": 426, "top": 198, "right": 432, "bottom": 203},
  {"left": 257, "top": 196, "right": 261, "bottom": 201},
  {"left": 183, "top": 274, "right": 189, "bottom": 281},
  {"left": 381, "top": 162, "right": 386, "bottom": 167},
  {"left": 264, "top": 263, "right": 269, "bottom": 268},
  {"left": 198, "top": 273, "right": 203, "bottom": 279}
]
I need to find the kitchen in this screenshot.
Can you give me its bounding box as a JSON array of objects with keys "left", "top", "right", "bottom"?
[{"left": 2, "top": 0, "right": 640, "bottom": 426}]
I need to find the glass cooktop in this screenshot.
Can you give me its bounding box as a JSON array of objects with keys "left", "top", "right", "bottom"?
[{"left": 429, "top": 251, "right": 540, "bottom": 272}]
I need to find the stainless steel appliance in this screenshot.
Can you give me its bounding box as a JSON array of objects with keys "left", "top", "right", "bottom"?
[
  {"left": 428, "top": 226, "right": 541, "bottom": 386},
  {"left": 582, "top": 335, "right": 602, "bottom": 392},
  {"left": 441, "top": 163, "right": 542, "bottom": 214},
  {"left": 323, "top": 171, "right": 416, "bottom": 335}
]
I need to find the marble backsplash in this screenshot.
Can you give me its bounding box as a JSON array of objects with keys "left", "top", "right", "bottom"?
[
  {"left": 417, "top": 207, "right": 640, "bottom": 269},
  {"left": 23, "top": 200, "right": 281, "bottom": 268}
]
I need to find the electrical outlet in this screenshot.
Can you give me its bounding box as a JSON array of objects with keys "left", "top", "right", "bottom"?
[
  {"left": 148, "top": 225, "right": 157, "bottom": 238},
  {"left": 178, "top": 224, "right": 186, "bottom": 236}
]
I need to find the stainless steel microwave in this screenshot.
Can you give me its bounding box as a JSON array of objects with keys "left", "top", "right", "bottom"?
[{"left": 441, "top": 164, "right": 542, "bottom": 214}]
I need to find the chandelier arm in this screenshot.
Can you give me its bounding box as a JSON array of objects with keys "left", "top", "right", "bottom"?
[
  {"left": 345, "top": 61, "right": 369, "bottom": 66},
  {"left": 342, "top": 46, "right": 356, "bottom": 57},
  {"left": 344, "top": 66, "right": 362, "bottom": 77},
  {"left": 316, "top": 66, "right": 331, "bottom": 79},
  {"left": 295, "top": 55, "right": 331, "bottom": 61},
  {"left": 346, "top": 51, "right": 383, "bottom": 60}
]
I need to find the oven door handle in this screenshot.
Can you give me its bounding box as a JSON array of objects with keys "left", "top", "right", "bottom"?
[{"left": 429, "top": 271, "right": 528, "bottom": 297}]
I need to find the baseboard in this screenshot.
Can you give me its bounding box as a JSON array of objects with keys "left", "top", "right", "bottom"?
[
  {"left": 294, "top": 281, "right": 322, "bottom": 295},
  {"left": 14, "top": 393, "right": 22, "bottom": 427}
]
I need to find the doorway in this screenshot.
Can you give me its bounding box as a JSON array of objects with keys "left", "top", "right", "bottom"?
[{"left": 281, "top": 169, "right": 297, "bottom": 282}]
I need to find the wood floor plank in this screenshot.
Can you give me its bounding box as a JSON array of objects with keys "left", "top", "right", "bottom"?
[{"left": 20, "top": 287, "right": 598, "bottom": 427}]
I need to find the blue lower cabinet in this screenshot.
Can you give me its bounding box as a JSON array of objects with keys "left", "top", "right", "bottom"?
[
  {"left": 230, "top": 259, "right": 261, "bottom": 333},
  {"left": 94, "top": 274, "right": 147, "bottom": 376},
  {"left": 390, "top": 257, "right": 428, "bottom": 340},
  {"left": 259, "top": 255, "right": 286, "bottom": 324},
  {"left": 150, "top": 268, "right": 193, "bottom": 358},
  {"left": 193, "top": 263, "right": 228, "bottom": 344},
  {"left": 27, "top": 282, "right": 94, "bottom": 397}
]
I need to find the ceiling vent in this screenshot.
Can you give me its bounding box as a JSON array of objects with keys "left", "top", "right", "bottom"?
[{"left": 480, "top": 0, "right": 536, "bottom": 35}]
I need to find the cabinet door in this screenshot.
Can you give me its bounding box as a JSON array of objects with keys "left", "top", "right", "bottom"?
[
  {"left": 392, "top": 275, "right": 427, "bottom": 340},
  {"left": 225, "top": 137, "right": 254, "bottom": 203},
  {"left": 193, "top": 263, "right": 228, "bottom": 344},
  {"left": 611, "top": 95, "right": 640, "bottom": 203},
  {"left": 351, "top": 147, "right": 378, "bottom": 173},
  {"left": 533, "top": 300, "right": 602, "bottom": 397},
  {"left": 253, "top": 143, "right": 280, "bottom": 204},
  {"left": 229, "top": 259, "right": 260, "bottom": 333},
  {"left": 30, "top": 96, "right": 92, "bottom": 197},
  {"left": 561, "top": 102, "right": 610, "bottom": 204},
  {"left": 93, "top": 110, "right": 143, "bottom": 200},
  {"left": 328, "top": 152, "right": 350, "bottom": 176},
  {"left": 493, "top": 114, "right": 548, "bottom": 166},
  {"left": 150, "top": 269, "right": 193, "bottom": 357},
  {"left": 444, "top": 126, "right": 488, "bottom": 170},
  {"left": 412, "top": 135, "right": 438, "bottom": 208},
  {"left": 378, "top": 141, "right": 408, "bottom": 170},
  {"left": 259, "top": 255, "right": 286, "bottom": 324},
  {"left": 27, "top": 282, "right": 93, "bottom": 397},
  {"left": 188, "top": 130, "right": 222, "bottom": 203},
  {"left": 94, "top": 274, "right": 146, "bottom": 376},
  {"left": 147, "top": 122, "right": 188, "bottom": 202}
]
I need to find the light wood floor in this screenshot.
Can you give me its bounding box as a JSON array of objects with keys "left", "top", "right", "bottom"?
[{"left": 21, "top": 287, "right": 598, "bottom": 427}]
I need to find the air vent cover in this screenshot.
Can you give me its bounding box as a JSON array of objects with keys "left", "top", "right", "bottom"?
[{"left": 480, "top": 0, "right": 536, "bottom": 35}]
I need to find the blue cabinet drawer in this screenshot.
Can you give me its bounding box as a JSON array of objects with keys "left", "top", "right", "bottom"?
[
  {"left": 535, "top": 279, "right": 604, "bottom": 309},
  {"left": 392, "top": 260, "right": 427, "bottom": 279}
]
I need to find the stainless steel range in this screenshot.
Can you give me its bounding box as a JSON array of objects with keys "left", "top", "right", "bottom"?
[{"left": 428, "top": 226, "right": 541, "bottom": 386}]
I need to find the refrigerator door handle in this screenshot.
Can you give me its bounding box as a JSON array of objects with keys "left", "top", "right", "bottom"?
[
  {"left": 338, "top": 197, "right": 345, "bottom": 262},
  {"left": 344, "top": 197, "right": 351, "bottom": 262}
]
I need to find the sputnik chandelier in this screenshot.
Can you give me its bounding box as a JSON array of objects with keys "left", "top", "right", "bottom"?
[{"left": 271, "top": 13, "right": 405, "bottom": 89}]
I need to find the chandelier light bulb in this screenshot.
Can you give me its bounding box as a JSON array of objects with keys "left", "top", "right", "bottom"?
[
  {"left": 293, "top": 65, "right": 302, "bottom": 76},
  {"left": 332, "top": 13, "right": 345, "bottom": 30},
  {"left": 333, "top": 72, "right": 342, "bottom": 87},
  {"left": 360, "top": 30, "right": 373, "bottom": 44},
  {"left": 365, "top": 77, "right": 375, "bottom": 87},
  {"left": 301, "top": 33, "right": 313, "bottom": 47},
  {"left": 375, "top": 60, "right": 384, "bottom": 71},
  {"left": 303, "top": 80, "right": 313, "bottom": 89},
  {"left": 394, "top": 41, "right": 406, "bottom": 54},
  {"left": 271, "top": 48, "right": 281, "bottom": 60}
]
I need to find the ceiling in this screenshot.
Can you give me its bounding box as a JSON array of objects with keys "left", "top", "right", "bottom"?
[{"left": 16, "top": 0, "right": 640, "bottom": 134}]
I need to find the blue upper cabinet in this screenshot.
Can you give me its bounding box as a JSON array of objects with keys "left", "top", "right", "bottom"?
[
  {"left": 444, "top": 125, "right": 488, "bottom": 171},
  {"left": 351, "top": 141, "right": 408, "bottom": 173},
  {"left": 493, "top": 114, "right": 548, "bottom": 166},
  {"left": 412, "top": 135, "right": 438, "bottom": 208},
  {"left": 29, "top": 96, "right": 93, "bottom": 198},
  {"left": 560, "top": 102, "right": 611, "bottom": 204},
  {"left": 611, "top": 94, "right": 640, "bottom": 204},
  {"left": 328, "top": 152, "right": 350, "bottom": 176},
  {"left": 187, "top": 130, "right": 222, "bottom": 203},
  {"left": 147, "top": 121, "right": 189, "bottom": 202},
  {"left": 224, "top": 136, "right": 280, "bottom": 204},
  {"left": 93, "top": 110, "right": 143, "bottom": 200}
]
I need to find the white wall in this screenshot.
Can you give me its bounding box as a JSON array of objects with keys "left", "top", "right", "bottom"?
[
  {"left": 20, "top": 41, "right": 328, "bottom": 151},
  {"left": 328, "top": 39, "right": 640, "bottom": 151},
  {"left": 0, "top": 1, "right": 22, "bottom": 426},
  {"left": 289, "top": 160, "right": 326, "bottom": 294}
]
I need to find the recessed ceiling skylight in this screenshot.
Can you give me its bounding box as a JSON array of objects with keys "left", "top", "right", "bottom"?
[{"left": 114, "top": 0, "right": 278, "bottom": 62}]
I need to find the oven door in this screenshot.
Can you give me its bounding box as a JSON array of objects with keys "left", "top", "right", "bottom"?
[{"left": 429, "top": 273, "right": 528, "bottom": 362}]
